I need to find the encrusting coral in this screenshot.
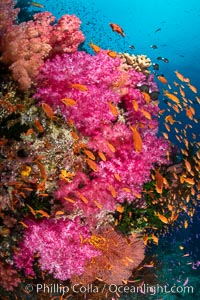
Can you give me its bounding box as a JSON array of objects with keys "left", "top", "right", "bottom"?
[{"left": 119, "top": 52, "right": 152, "bottom": 75}]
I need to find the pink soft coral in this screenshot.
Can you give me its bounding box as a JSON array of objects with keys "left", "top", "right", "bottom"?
[
  {"left": 35, "top": 50, "right": 169, "bottom": 225},
  {"left": 14, "top": 218, "right": 100, "bottom": 280},
  {"left": 0, "top": 1, "right": 84, "bottom": 89}
]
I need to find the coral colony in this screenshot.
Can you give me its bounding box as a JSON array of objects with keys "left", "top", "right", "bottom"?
[{"left": 0, "top": 0, "right": 200, "bottom": 298}]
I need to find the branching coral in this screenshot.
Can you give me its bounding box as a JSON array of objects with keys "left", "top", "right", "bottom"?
[
  {"left": 0, "top": 0, "right": 85, "bottom": 89},
  {"left": 14, "top": 217, "right": 100, "bottom": 280},
  {"left": 71, "top": 225, "right": 145, "bottom": 285}
]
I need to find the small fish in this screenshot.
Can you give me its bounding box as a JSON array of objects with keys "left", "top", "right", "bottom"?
[
  {"left": 153, "top": 63, "right": 159, "bottom": 70},
  {"left": 27, "top": 204, "right": 37, "bottom": 216},
  {"left": 36, "top": 210, "right": 50, "bottom": 218},
  {"left": 142, "top": 92, "right": 151, "bottom": 103},
  {"left": 89, "top": 42, "right": 101, "bottom": 53},
  {"left": 109, "top": 184, "right": 117, "bottom": 198},
  {"left": 93, "top": 200, "right": 102, "bottom": 210},
  {"left": 34, "top": 119, "right": 44, "bottom": 133},
  {"left": 64, "top": 197, "right": 75, "bottom": 203},
  {"left": 157, "top": 213, "right": 169, "bottom": 224},
  {"left": 157, "top": 75, "right": 168, "bottom": 84},
  {"left": 30, "top": 1, "right": 44, "bottom": 8},
  {"left": 187, "top": 83, "right": 197, "bottom": 93},
  {"left": 70, "top": 83, "right": 88, "bottom": 92},
  {"left": 162, "top": 58, "right": 169, "bottom": 63},
  {"left": 71, "top": 131, "right": 79, "bottom": 140},
  {"left": 164, "top": 92, "right": 180, "bottom": 104},
  {"left": 184, "top": 220, "right": 188, "bottom": 229},
  {"left": 19, "top": 221, "right": 29, "bottom": 228},
  {"left": 107, "top": 50, "right": 118, "bottom": 58},
  {"left": 116, "top": 204, "right": 124, "bottom": 213},
  {"left": 77, "top": 192, "right": 89, "bottom": 204},
  {"left": 109, "top": 23, "right": 125, "bottom": 37},
  {"left": 184, "top": 160, "right": 192, "bottom": 173},
  {"left": 55, "top": 211, "right": 64, "bottom": 219},
  {"left": 86, "top": 158, "right": 98, "bottom": 172},
  {"left": 61, "top": 98, "right": 76, "bottom": 106},
  {"left": 185, "top": 106, "right": 195, "bottom": 119},
  {"left": 84, "top": 149, "right": 95, "bottom": 160},
  {"left": 35, "top": 160, "right": 46, "bottom": 181},
  {"left": 122, "top": 187, "right": 131, "bottom": 193},
  {"left": 155, "top": 170, "right": 164, "bottom": 193},
  {"left": 114, "top": 173, "right": 121, "bottom": 182},
  {"left": 175, "top": 70, "right": 190, "bottom": 82},
  {"left": 132, "top": 100, "right": 139, "bottom": 111},
  {"left": 98, "top": 151, "right": 106, "bottom": 161},
  {"left": 109, "top": 101, "right": 118, "bottom": 117},
  {"left": 25, "top": 128, "right": 34, "bottom": 136},
  {"left": 162, "top": 132, "right": 169, "bottom": 139},
  {"left": 150, "top": 45, "right": 158, "bottom": 49},
  {"left": 41, "top": 103, "right": 55, "bottom": 120},
  {"left": 107, "top": 141, "right": 116, "bottom": 152},
  {"left": 130, "top": 125, "right": 143, "bottom": 152},
  {"left": 141, "top": 109, "right": 151, "bottom": 119},
  {"left": 184, "top": 177, "right": 195, "bottom": 185},
  {"left": 165, "top": 115, "right": 176, "bottom": 125}
]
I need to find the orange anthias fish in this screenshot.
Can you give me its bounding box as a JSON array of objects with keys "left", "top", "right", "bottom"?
[
  {"left": 70, "top": 83, "right": 88, "bottom": 92},
  {"left": 157, "top": 75, "right": 168, "bottom": 84},
  {"left": 187, "top": 83, "right": 197, "bottom": 93},
  {"left": 157, "top": 213, "right": 169, "bottom": 224},
  {"left": 89, "top": 42, "right": 101, "bottom": 53},
  {"left": 164, "top": 92, "right": 180, "bottom": 104},
  {"left": 130, "top": 125, "right": 142, "bottom": 152},
  {"left": 41, "top": 103, "right": 55, "bottom": 120},
  {"left": 155, "top": 170, "right": 164, "bottom": 194},
  {"left": 109, "top": 23, "right": 125, "bottom": 37},
  {"left": 109, "top": 101, "right": 118, "bottom": 117},
  {"left": 175, "top": 70, "right": 190, "bottom": 82},
  {"left": 107, "top": 50, "right": 118, "bottom": 58},
  {"left": 86, "top": 158, "right": 98, "bottom": 172},
  {"left": 61, "top": 98, "right": 76, "bottom": 106}
]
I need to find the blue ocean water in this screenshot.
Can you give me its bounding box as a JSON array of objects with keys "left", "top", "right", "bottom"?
[{"left": 22, "top": 0, "right": 200, "bottom": 298}]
